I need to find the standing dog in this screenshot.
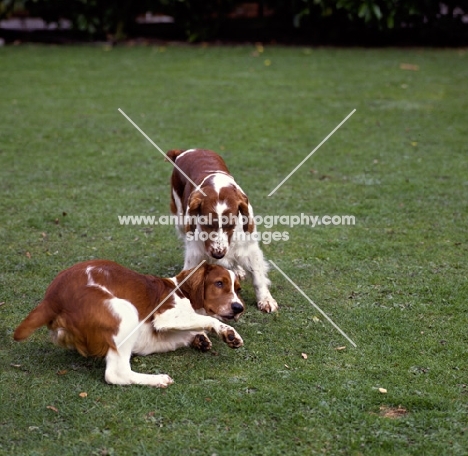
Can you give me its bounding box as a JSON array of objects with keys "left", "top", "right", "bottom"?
[
  {"left": 14, "top": 260, "right": 244, "bottom": 387},
  {"left": 167, "top": 148, "right": 278, "bottom": 313}
]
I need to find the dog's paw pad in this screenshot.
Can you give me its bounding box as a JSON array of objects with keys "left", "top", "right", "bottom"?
[
  {"left": 222, "top": 328, "right": 243, "bottom": 348},
  {"left": 192, "top": 333, "right": 212, "bottom": 352}
]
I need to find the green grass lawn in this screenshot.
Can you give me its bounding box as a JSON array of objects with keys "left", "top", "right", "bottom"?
[{"left": 0, "top": 43, "right": 467, "bottom": 455}]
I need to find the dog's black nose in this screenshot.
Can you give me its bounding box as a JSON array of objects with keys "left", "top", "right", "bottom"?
[
  {"left": 231, "top": 302, "right": 244, "bottom": 314},
  {"left": 211, "top": 252, "right": 225, "bottom": 259}
]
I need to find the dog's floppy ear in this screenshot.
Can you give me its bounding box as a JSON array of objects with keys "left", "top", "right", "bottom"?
[
  {"left": 176, "top": 264, "right": 212, "bottom": 310},
  {"left": 238, "top": 192, "right": 254, "bottom": 233},
  {"left": 186, "top": 190, "right": 204, "bottom": 233}
]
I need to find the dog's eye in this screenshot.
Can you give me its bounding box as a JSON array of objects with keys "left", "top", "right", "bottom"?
[
  {"left": 215, "top": 281, "right": 223, "bottom": 288},
  {"left": 236, "top": 287, "right": 242, "bottom": 294}
]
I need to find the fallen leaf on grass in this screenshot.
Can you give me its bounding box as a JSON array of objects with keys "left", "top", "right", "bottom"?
[
  {"left": 25, "top": 251, "right": 31, "bottom": 259},
  {"left": 0, "top": 302, "right": 5, "bottom": 306},
  {"left": 312, "top": 316, "right": 320, "bottom": 323},
  {"left": 400, "top": 63, "right": 419, "bottom": 71},
  {"left": 57, "top": 370, "right": 68, "bottom": 376},
  {"left": 380, "top": 405, "right": 407, "bottom": 418},
  {"left": 335, "top": 346, "right": 346, "bottom": 351},
  {"left": 79, "top": 392, "right": 88, "bottom": 398},
  {"left": 10, "top": 363, "right": 21, "bottom": 368},
  {"left": 301, "top": 353, "right": 308, "bottom": 359},
  {"left": 378, "top": 388, "right": 388, "bottom": 394},
  {"left": 46, "top": 405, "right": 59, "bottom": 413}
]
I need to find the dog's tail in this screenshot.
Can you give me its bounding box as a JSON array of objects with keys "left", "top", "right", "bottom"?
[
  {"left": 13, "top": 300, "right": 57, "bottom": 341},
  {"left": 166, "top": 149, "right": 185, "bottom": 163}
]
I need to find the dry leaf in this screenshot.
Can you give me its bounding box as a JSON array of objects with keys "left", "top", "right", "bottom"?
[
  {"left": 25, "top": 251, "right": 31, "bottom": 259},
  {"left": 400, "top": 63, "right": 419, "bottom": 71},
  {"left": 335, "top": 346, "right": 346, "bottom": 351},
  {"left": 312, "top": 316, "right": 320, "bottom": 323},
  {"left": 46, "top": 405, "right": 59, "bottom": 412},
  {"left": 378, "top": 388, "right": 387, "bottom": 394},
  {"left": 57, "top": 370, "right": 68, "bottom": 376},
  {"left": 284, "top": 364, "right": 290, "bottom": 369},
  {"left": 301, "top": 353, "right": 308, "bottom": 359},
  {"left": 380, "top": 405, "right": 407, "bottom": 418},
  {"left": 79, "top": 392, "right": 88, "bottom": 398},
  {"left": 0, "top": 302, "right": 5, "bottom": 307}
]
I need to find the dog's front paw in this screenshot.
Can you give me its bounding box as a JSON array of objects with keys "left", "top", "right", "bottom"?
[
  {"left": 157, "top": 374, "right": 174, "bottom": 388},
  {"left": 191, "top": 333, "right": 212, "bottom": 352},
  {"left": 220, "top": 325, "right": 244, "bottom": 348},
  {"left": 145, "top": 373, "right": 174, "bottom": 388},
  {"left": 257, "top": 296, "right": 278, "bottom": 313},
  {"left": 233, "top": 265, "right": 247, "bottom": 281}
]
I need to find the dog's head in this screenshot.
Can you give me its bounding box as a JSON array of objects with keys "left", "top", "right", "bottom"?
[
  {"left": 185, "top": 182, "right": 254, "bottom": 260},
  {"left": 176, "top": 264, "right": 244, "bottom": 321}
]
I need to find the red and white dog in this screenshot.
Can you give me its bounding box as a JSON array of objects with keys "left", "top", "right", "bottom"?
[
  {"left": 167, "top": 148, "right": 278, "bottom": 313},
  {"left": 14, "top": 260, "right": 244, "bottom": 387}
]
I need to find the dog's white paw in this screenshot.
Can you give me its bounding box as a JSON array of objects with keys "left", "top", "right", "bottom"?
[
  {"left": 219, "top": 325, "right": 244, "bottom": 348},
  {"left": 257, "top": 296, "right": 278, "bottom": 313},
  {"left": 233, "top": 265, "right": 247, "bottom": 281},
  {"left": 149, "top": 374, "right": 174, "bottom": 388}
]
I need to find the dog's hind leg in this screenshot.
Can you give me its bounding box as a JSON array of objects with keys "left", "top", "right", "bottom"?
[{"left": 104, "top": 298, "right": 173, "bottom": 387}]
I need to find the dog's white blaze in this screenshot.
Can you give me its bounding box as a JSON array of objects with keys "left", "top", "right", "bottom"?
[
  {"left": 211, "top": 173, "right": 236, "bottom": 194},
  {"left": 216, "top": 201, "right": 228, "bottom": 217},
  {"left": 214, "top": 201, "right": 229, "bottom": 252},
  {"left": 228, "top": 270, "right": 241, "bottom": 302}
]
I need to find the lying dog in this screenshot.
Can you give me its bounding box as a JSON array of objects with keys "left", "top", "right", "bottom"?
[
  {"left": 14, "top": 260, "right": 244, "bottom": 387},
  {"left": 167, "top": 148, "right": 278, "bottom": 313}
]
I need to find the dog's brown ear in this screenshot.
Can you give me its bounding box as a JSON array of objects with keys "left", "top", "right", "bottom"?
[
  {"left": 238, "top": 192, "right": 254, "bottom": 233},
  {"left": 186, "top": 190, "right": 204, "bottom": 233},
  {"left": 176, "top": 264, "right": 212, "bottom": 310}
]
